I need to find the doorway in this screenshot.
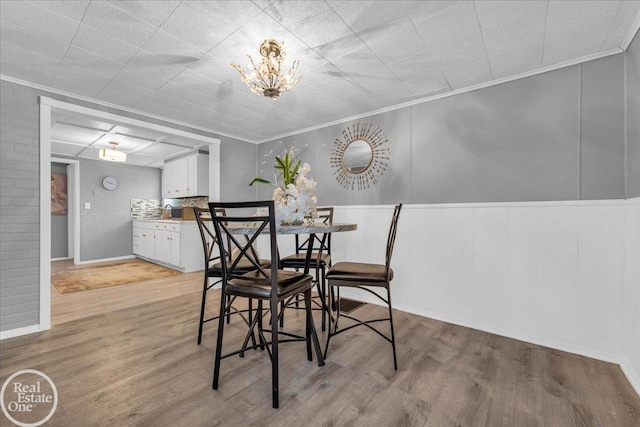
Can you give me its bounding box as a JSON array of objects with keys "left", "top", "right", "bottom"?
[{"left": 50, "top": 158, "right": 79, "bottom": 263}]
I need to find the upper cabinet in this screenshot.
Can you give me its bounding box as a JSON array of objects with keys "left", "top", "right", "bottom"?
[{"left": 162, "top": 153, "right": 209, "bottom": 198}]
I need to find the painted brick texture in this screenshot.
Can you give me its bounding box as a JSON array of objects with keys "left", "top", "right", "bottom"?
[{"left": 1, "top": 81, "right": 40, "bottom": 331}]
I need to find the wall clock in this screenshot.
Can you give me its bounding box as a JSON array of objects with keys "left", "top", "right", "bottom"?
[{"left": 102, "top": 176, "right": 119, "bottom": 191}]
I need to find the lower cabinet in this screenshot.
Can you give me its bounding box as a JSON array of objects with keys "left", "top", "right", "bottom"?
[{"left": 132, "top": 220, "right": 202, "bottom": 272}]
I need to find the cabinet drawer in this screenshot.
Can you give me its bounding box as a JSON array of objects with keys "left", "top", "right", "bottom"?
[{"left": 134, "top": 221, "right": 156, "bottom": 230}]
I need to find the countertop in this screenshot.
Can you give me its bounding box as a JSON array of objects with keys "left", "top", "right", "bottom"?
[{"left": 133, "top": 219, "right": 196, "bottom": 223}]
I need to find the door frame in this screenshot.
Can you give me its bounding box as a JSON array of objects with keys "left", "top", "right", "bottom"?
[
  {"left": 50, "top": 157, "right": 80, "bottom": 263},
  {"left": 39, "top": 96, "right": 220, "bottom": 332}
]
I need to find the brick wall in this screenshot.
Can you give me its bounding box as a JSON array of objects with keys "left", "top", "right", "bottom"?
[{"left": 0, "top": 81, "right": 40, "bottom": 331}]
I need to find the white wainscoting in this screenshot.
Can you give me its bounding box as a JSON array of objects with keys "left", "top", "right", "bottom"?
[{"left": 275, "top": 199, "right": 638, "bottom": 395}]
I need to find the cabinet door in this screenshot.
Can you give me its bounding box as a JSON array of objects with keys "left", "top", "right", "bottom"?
[
  {"left": 186, "top": 155, "right": 197, "bottom": 197},
  {"left": 153, "top": 230, "right": 163, "bottom": 259},
  {"left": 132, "top": 227, "right": 142, "bottom": 255},
  {"left": 161, "top": 230, "right": 171, "bottom": 264},
  {"left": 163, "top": 157, "right": 189, "bottom": 198},
  {"left": 139, "top": 229, "right": 154, "bottom": 259},
  {"left": 170, "top": 231, "right": 181, "bottom": 266}
]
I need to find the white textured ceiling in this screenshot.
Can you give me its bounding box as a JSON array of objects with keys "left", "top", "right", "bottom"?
[
  {"left": 2, "top": 0, "right": 640, "bottom": 143},
  {"left": 51, "top": 110, "right": 209, "bottom": 167}
]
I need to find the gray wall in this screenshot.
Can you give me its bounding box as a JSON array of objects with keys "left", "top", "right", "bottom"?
[
  {"left": 78, "top": 158, "right": 160, "bottom": 261},
  {"left": 51, "top": 162, "right": 68, "bottom": 258},
  {"left": 0, "top": 79, "right": 257, "bottom": 332},
  {"left": 1, "top": 81, "right": 40, "bottom": 331},
  {"left": 628, "top": 33, "right": 640, "bottom": 198},
  {"left": 257, "top": 54, "right": 627, "bottom": 205}
]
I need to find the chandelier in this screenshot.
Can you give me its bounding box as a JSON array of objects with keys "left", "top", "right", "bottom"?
[
  {"left": 99, "top": 141, "right": 126, "bottom": 162},
  {"left": 231, "top": 39, "right": 301, "bottom": 99}
]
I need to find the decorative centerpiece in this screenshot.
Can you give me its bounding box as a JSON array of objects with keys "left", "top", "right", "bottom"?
[{"left": 250, "top": 148, "right": 317, "bottom": 225}]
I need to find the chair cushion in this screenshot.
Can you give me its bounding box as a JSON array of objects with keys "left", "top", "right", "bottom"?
[
  {"left": 326, "top": 262, "right": 392, "bottom": 285},
  {"left": 208, "top": 258, "right": 270, "bottom": 277},
  {"left": 280, "top": 252, "right": 331, "bottom": 268},
  {"left": 226, "top": 269, "right": 314, "bottom": 300}
]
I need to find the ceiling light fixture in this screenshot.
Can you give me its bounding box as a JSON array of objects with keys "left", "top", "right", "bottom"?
[
  {"left": 99, "top": 141, "right": 126, "bottom": 162},
  {"left": 231, "top": 39, "right": 301, "bottom": 99}
]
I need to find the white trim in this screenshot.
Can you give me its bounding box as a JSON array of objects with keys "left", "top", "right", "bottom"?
[
  {"left": 39, "top": 102, "right": 51, "bottom": 332},
  {"left": 0, "top": 324, "right": 42, "bottom": 340},
  {"left": 51, "top": 157, "right": 80, "bottom": 264},
  {"left": 255, "top": 49, "right": 623, "bottom": 144},
  {"left": 620, "top": 357, "right": 640, "bottom": 397},
  {"left": 40, "top": 96, "right": 220, "bottom": 146},
  {"left": 51, "top": 257, "right": 72, "bottom": 262},
  {"left": 74, "top": 255, "right": 136, "bottom": 265},
  {"left": 330, "top": 199, "right": 632, "bottom": 211},
  {"left": 621, "top": 11, "right": 640, "bottom": 51},
  {"left": 1, "top": 75, "right": 249, "bottom": 143}
]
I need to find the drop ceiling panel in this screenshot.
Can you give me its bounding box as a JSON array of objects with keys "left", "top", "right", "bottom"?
[
  {"left": 109, "top": 1, "right": 182, "bottom": 27},
  {"left": 52, "top": 112, "right": 114, "bottom": 132},
  {"left": 159, "top": 1, "right": 262, "bottom": 53},
  {"left": 25, "top": 0, "right": 89, "bottom": 22},
  {"left": 71, "top": 24, "right": 140, "bottom": 65},
  {"left": 80, "top": 1, "right": 158, "bottom": 47},
  {"left": 51, "top": 141, "right": 87, "bottom": 157},
  {"left": 137, "top": 143, "right": 189, "bottom": 158},
  {"left": 51, "top": 123, "right": 105, "bottom": 145},
  {"left": 1, "top": 0, "right": 638, "bottom": 142},
  {"left": 0, "top": 1, "right": 80, "bottom": 44}
]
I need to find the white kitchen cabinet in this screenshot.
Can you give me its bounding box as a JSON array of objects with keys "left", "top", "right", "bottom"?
[
  {"left": 162, "top": 153, "right": 209, "bottom": 198},
  {"left": 132, "top": 220, "right": 202, "bottom": 272}
]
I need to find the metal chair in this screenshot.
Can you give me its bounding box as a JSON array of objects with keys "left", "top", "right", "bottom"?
[
  {"left": 209, "top": 200, "right": 324, "bottom": 408},
  {"left": 324, "top": 204, "right": 403, "bottom": 370},
  {"left": 194, "top": 207, "right": 270, "bottom": 345},
  {"left": 280, "top": 207, "right": 334, "bottom": 330}
]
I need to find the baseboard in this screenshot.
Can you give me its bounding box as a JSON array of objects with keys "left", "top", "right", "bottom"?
[
  {"left": 51, "top": 257, "right": 72, "bottom": 261},
  {"left": 338, "top": 289, "right": 640, "bottom": 397},
  {"left": 75, "top": 255, "right": 135, "bottom": 265},
  {"left": 0, "top": 324, "right": 42, "bottom": 340},
  {"left": 620, "top": 357, "right": 640, "bottom": 397}
]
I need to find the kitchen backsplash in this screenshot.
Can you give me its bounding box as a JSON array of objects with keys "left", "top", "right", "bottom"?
[
  {"left": 179, "top": 196, "right": 208, "bottom": 209},
  {"left": 131, "top": 199, "right": 162, "bottom": 219}
]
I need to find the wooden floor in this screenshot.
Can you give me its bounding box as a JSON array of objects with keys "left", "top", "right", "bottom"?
[{"left": 0, "top": 261, "right": 638, "bottom": 426}]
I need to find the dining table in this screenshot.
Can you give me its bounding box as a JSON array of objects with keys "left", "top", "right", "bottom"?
[{"left": 224, "top": 221, "right": 357, "bottom": 274}]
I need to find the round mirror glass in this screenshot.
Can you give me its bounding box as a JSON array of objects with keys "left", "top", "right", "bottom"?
[{"left": 343, "top": 139, "right": 373, "bottom": 173}]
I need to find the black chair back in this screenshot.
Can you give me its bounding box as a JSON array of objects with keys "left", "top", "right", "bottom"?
[
  {"left": 209, "top": 201, "right": 276, "bottom": 285},
  {"left": 385, "top": 204, "right": 403, "bottom": 277},
  {"left": 294, "top": 206, "right": 334, "bottom": 257}
]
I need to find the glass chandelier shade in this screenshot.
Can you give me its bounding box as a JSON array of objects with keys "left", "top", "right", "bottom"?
[
  {"left": 231, "top": 39, "right": 301, "bottom": 99},
  {"left": 99, "top": 141, "right": 126, "bottom": 162}
]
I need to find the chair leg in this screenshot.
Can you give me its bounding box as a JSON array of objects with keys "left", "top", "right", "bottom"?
[
  {"left": 323, "top": 285, "right": 338, "bottom": 359},
  {"left": 197, "top": 275, "right": 208, "bottom": 345},
  {"left": 320, "top": 267, "right": 326, "bottom": 332},
  {"left": 279, "top": 301, "right": 285, "bottom": 327},
  {"left": 305, "top": 289, "right": 325, "bottom": 366},
  {"left": 212, "top": 289, "right": 228, "bottom": 390},
  {"left": 305, "top": 291, "right": 312, "bottom": 361},
  {"left": 226, "top": 295, "right": 231, "bottom": 324},
  {"left": 257, "top": 300, "right": 265, "bottom": 350},
  {"left": 271, "top": 299, "right": 279, "bottom": 409},
  {"left": 386, "top": 285, "right": 398, "bottom": 371}
]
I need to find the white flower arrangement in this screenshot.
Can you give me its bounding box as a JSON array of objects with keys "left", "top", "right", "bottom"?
[{"left": 250, "top": 148, "right": 318, "bottom": 225}]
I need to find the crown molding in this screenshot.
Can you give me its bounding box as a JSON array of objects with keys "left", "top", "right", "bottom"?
[
  {"left": 255, "top": 48, "right": 623, "bottom": 144},
  {"left": 0, "top": 75, "right": 256, "bottom": 144},
  {"left": 0, "top": 46, "right": 626, "bottom": 146},
  {"left": 621, "top": 11, "right": 640, "bottom": 51}
]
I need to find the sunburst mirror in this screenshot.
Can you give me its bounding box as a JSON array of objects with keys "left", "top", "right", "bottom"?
[{"left": 330, "top": 123, "right": 390, "bottom": 190}]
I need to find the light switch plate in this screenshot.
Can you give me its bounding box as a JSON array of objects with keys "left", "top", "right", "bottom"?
[{"left": 84, "top": 202, "right": 91, "bottom": 210}]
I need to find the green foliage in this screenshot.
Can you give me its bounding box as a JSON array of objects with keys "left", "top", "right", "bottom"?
[{"left": 249, "top": 147, "right": 301, "bottom": 187}]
